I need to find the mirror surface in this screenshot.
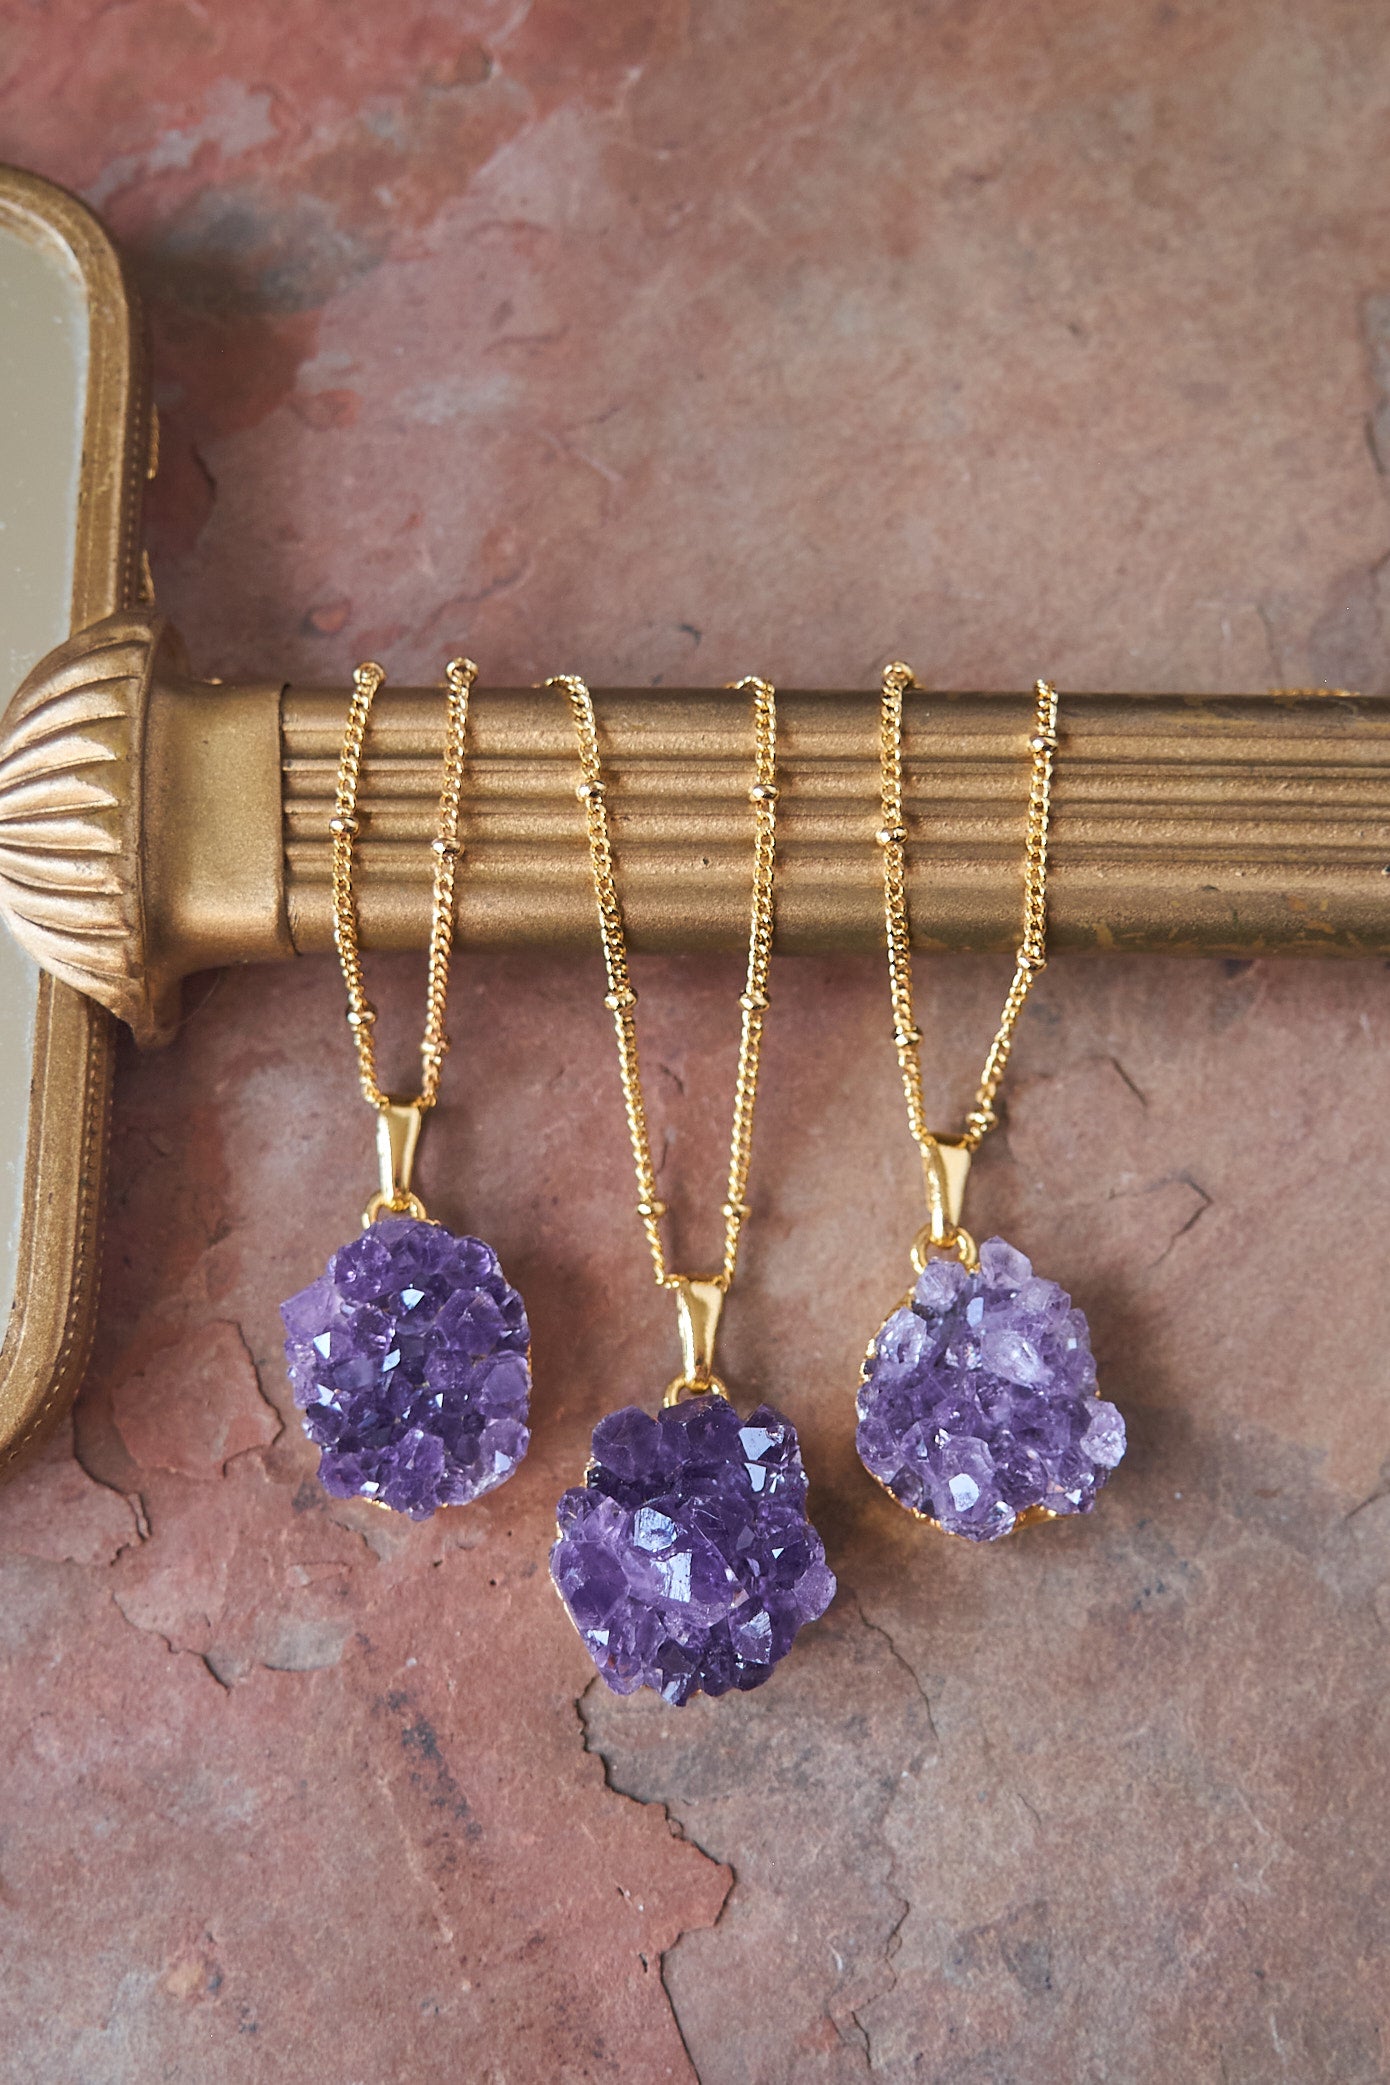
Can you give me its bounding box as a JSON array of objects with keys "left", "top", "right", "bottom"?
[{"left": 0, "top": 224, "right": 87, "bottom": 1329}]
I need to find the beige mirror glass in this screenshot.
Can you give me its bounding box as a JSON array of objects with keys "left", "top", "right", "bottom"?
[{"left": 0, "top": 197, "right": 86, "bottom": 1331}]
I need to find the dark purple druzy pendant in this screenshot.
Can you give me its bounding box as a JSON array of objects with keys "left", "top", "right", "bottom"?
[
  {"left": 857, "top": 1237, "right": 1125, "bottom": 1541},
  {"left": 551, "top": 1392, "right": 836, "bottom": 1705},
  {"left": 281, "top": 1215, "right": 530, "bottom": 1520}
]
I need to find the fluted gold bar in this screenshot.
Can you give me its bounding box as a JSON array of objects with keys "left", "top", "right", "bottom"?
[
  {"left": 282, "top": 684, "right": 1390, "bottom": 959},
  {"left": 7, "top": 625, "right": 1388, "bottom": 1054}
]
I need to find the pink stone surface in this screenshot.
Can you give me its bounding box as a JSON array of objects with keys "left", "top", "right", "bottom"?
[
  {"left": 2, "top": 6, "right": 1390, "bottom": 2080},
  {"left": 111, "top": 1319, "right": 281, "bottom": 1479}
]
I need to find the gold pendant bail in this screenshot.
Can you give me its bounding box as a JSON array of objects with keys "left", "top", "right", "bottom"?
[
  {"left": 911, "top": 1135, "right": 978, "bottom": 1273},
  {"left": 923, "top": 1135, "right": 972, "bottom": 1238},
  {"left": 664, "top": 1276, "right": 728, "bottom": 1405},
  {"left": 365, "top": 1096, "right": 428, "bottom": 1225}
]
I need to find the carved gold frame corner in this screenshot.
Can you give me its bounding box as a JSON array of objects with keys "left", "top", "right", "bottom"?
[{"left": 0, "top": 166, "right": 149, "bottom": 1474}]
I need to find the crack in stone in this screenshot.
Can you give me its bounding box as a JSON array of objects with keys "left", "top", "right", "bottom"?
[
  {"left": 1015, "top": 1789, "right": 1044, "bottom": 1832},
  {"left": 838, "top": 2009, "right": 871, "bottom": 2061},
  {"left": 1361, "top": 291, "right": 1390, "bottom": 477},
  {"left": 226, "top": 1319, "right": 286, "bottom": 1461},
  {"left": 1345, "top": 1455, "right": 1390, "bottom": 1521},
  {"left": 575, "top": 1676, "right": 735, "bottom": 2080},
  {"left": 661, "top": 1957, "right": 704, "bottom": 2080},
  {"left": 1151, "top": 1171, "right": 1214, "bottom": 1265},
  {"left": 845, "top": 1588, "right": 939, "bottom": 1748},
  {"left": 575, "top": 1675, "right": 731, "bottom": 1862},
  {"left": 1095, "top": 1170, "right": 1214, "bottom": 1267},
  {"left": 1133, "top": 1167, "right": 1208, "bottom": 1259},
  {"left": 850, "top": 1876, "right": 912, "bottom": 2068},
  {"left": 837, "top": 1593, "right": 940, "bottom": 2074},
  {"left": 105, "top": 1588, "right": 232, "bottom": 1696},
  {"left": 577, "top": 1589, "right": 935, "bottom": 2080},
  {"left": 1108, "top": 1055, "right": 1150, "bottom": 1108},
  {"left": 68, "top": 1431, "right": 149, "bottom": 1554}
]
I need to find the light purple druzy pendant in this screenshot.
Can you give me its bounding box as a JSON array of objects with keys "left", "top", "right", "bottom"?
[
  {"left": 857, "top": 1236, "right": 1125, "bottom": 1540},
  {"left": 282, "top": 1215, "right": 531, "bottom": 1519},
  {"left": 551, "top": 1392, "right": 836, "bottom": 1705}
]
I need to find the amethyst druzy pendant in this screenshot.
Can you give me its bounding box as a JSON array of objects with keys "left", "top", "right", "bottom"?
[
  {"left": 857, "top": 1237, "right": 1125, "bottom": 1541},
  {"left": 551, "top": 1393, "right": 836, "bottom": 1705},
  {"left": 282, "top": 1215, "right": 530, "bottom": 1520}
]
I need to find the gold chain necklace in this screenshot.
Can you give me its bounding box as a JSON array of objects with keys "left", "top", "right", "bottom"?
[
  {"left": 548, "top": 670, "right": 778, "bottom": 1399},
  {"left": 280, "top": 655, "right": 533, "bottom": 1525},
  {"left": 547, "top": 671, "right": 836, "bottom": 1707},
  {"left": 330, "top": 655, "right": 473, "bottom": 1221},
  {"left": 856, "top": 666, "right": 1126, "bottom": 1544},
  {"left": 877, "top": 663, "right": 1058, "bottom": 1272}
]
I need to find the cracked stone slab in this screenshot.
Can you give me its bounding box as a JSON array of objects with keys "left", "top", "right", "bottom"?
[
  {"left": 0, "top": 1554, "right": 726, "bottom": 2080},
  {"left": 4, "top": 889, "right": 1389, "bottom": 2085},
  {"left": 582, "top": 1593, "right": 937, "bottom": 2081}
]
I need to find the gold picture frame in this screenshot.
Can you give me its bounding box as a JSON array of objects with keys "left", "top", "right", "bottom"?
[{"left": 0, "top": 167, "right": 149, "bottom": 1475}]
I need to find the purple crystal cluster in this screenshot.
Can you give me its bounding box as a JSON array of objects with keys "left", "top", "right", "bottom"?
[
  {"left": 551, "top": 1393, "right": 836, "bottom": 1705},
  {"left": 282, "top": 1216, "right": 530, "bottom": 1519},
  {"left": 857, "top": 1237, "right": 1124, "bottom": 1541}
]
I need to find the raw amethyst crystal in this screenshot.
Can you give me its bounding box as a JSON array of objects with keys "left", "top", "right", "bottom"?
[
  {"left": 856, "top": 1236, "right": 1125, "bottom": 1541},
  {"left": 551, "top": 1393, "right": 836, "bottom": 1704},
  {"left": 281, "top": 1216, "right": 530, "bottom": 1519}
]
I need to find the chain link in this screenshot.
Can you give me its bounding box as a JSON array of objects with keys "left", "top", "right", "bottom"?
[
  {"left": 549, "top": 672, "right": 778, "bottom": 1291},
  {"left": 878, "top": 663, "right": 1058, "bottom": 1157},
  {"left": 331, "top": 656, "right": 475, "bottom": 1114}
]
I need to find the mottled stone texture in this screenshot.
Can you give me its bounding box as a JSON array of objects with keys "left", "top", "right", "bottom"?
[{"left": 1, "top": 4, "right": 1389, "bottom": 2080}]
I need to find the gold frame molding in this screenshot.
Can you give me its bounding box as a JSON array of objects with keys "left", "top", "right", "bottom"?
[{"left": 0, "top": 168, "right": 148, "bottom": 1474}]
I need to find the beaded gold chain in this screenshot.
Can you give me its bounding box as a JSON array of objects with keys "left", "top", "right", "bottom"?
[
  {"left": 330, "top": 655, "right": 476, "bottom": 1220},
  {"left": 877, "top": 663, "right": 1059, "bottom": 1271},
  {"left": 548, "top": 671, "right": 778, "bottom": 1401}
]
